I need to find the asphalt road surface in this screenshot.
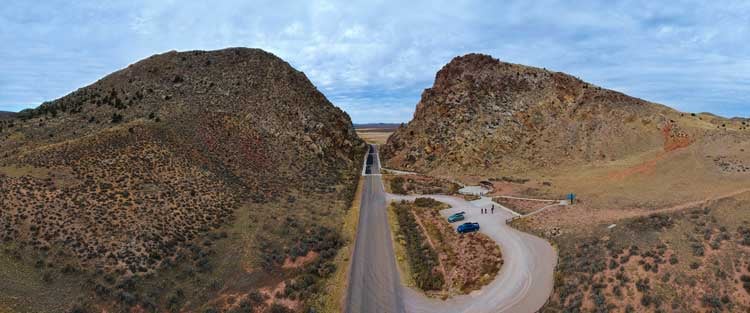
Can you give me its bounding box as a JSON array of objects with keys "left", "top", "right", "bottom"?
[
  {"left": 388, "top": 195, "right": 556, "bottom": 313},
  {"left": 345, "top": 145, "right": 406, "bottom": 313},
  {"left": 346, "top": 144, "right": 556, "bottom": 313}
]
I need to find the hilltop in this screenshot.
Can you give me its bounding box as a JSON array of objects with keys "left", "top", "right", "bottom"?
[
  {"left": 382, "top": 53, "right": 750, "bottom": 210},
  {"left": 0, "top": 48, "right": 365, "bottom": 312},
  {"left": 382, "top": 54, "right": 750, "bottom": 312}
]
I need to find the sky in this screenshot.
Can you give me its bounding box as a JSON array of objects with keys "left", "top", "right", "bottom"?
[{"left": 1, "top": 1, "right": 749, "bottom": 123}]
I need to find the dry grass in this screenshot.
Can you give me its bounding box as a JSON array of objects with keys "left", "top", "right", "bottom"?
[
  {"left": 0, "top": 243, "right": 87, "bottom": 313},
  {"left": 0, "top": 48, "right": 368, "bottom": 312},
  {"left": 534, "top": 191, "right": 750, "bottom": 312},
  {"left": 387, "top": 202, "right": 418, "bottom": 288},
  {"left": 485, "top": 135, "right": 750, "bottom": 233},
  {"left": 355, "top": 128, "right": 393, "bottom": 145},
  {"left": 313, "top": 175, "right": 365, "bottom": 312},
  {"left": 0, "top": 306, "right": 16, "bottom": 313}
]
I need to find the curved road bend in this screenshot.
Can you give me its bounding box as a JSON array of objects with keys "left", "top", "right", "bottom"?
[
  {"left": 388, "top": 194, "right": 556, "bottom": 313},
  {"left": 346, "top": 144, "right": 556, "bottom": 313},
  {"left": 345, "top": 145, "right": 406, "bottom": 313}
]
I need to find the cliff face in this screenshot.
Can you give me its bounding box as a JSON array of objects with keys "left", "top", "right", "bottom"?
[{"left": 382, "top": 54, "right": 699, "bottom": 175}]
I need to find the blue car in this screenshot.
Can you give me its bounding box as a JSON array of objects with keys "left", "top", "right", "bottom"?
[
  {"left": 457, "top": 222, "right": 480, "bottom": 233},
  {"left": 447, "top": 212, "right": 466, "bottom": 223}
]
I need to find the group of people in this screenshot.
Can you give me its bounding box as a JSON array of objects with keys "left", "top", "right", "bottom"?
[{"left": 481, "top": 204, "right": 495, "bottom": 214}]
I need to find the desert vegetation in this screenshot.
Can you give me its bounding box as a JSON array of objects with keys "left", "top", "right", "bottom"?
[
  {"left": 0, "top": 48, "right": 366, "bottom": 313},
  {"left": 390, "top": 199, "right": 503, "bottom": 298},
  {"left": 393, "top": 200, "right": 445, "bottom": 291},
  {"left": 515, "top": 194, "right": 750, "bottom": 312},
  {"left": 354, "top": 124, "right": 398, "bottom": 145},
  {"left": 385, "top": 175, "right": 459, "bottom": 195}
]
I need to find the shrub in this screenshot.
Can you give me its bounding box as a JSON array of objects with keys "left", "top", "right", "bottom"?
[
  {"left": 393, "top": 202, "right": 444, "bottom": 290},
  {"left": 414, "top": 197, "right": 439, "bottom": 208},
  {"left": 111, "top": 113, "right": 123, "bottom": 123},
  {"left": 690, "top": 243, "right": 704, "bottom": 256},
  {"left": 701, "top": 294, "right": 722, "bottom": 310},
  {"left": 624, "top": 304, "right": 634, "bottom": 313},
  {"left": 248, "top": 290, "right": 264, "bottom": 304},
  {"left": 391, "top": 177, "right": 407, "bottom": 195},
  {"left": 669, "top": 255, "right": 678, "bottom": 265},
  {"left": 636, "top": 278, "right": 650, "bottom": 292},
  {"left": 68, "top": 304, "right": 89, "bottom": 313},
  {"left": 641, "top": 293, "right": 652, "bottom": 307},
  {"left": 269, "top": 304, "right": 293, "bottom": 313},
  {"left": 118, "top": 291, "right": 136, "bottom": 306},
  {"left": 229, "top": 299, "right": 254, "bottom": 313},
  {"left": 42, "top": 270, "right": 54, "bottom": 282},
  {"left": 609, "top": 259, "right": 618, "bottom": 270},
  {"left": 628, "top": 214, "right": 673, "bottom": 231}
]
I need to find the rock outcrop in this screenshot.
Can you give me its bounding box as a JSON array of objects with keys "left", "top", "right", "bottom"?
[{"left": 382, "top": 54, "right": 727, "bottom": 175}]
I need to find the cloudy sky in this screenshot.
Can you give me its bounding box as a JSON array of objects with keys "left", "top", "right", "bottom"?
[{"left": 1, "top": 1, "right": 749, "bottom": 123}]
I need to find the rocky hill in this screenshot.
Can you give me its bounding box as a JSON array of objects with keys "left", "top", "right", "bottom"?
[
  {"left": 0, "top": 48, "right": 365, "bottom": 312},
  {"left": 0, "top": 111, "right": 16, "bottom": 119},
  {"left": 380, "top": 54, "right": 750, "bottom": 313},
  {"left": 382, "top": 54, "right": 748, "bottom": 178}
]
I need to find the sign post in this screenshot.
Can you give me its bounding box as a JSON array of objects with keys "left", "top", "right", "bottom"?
[{"left": 567, "top": 193, "right": 576, "bottom": 204}]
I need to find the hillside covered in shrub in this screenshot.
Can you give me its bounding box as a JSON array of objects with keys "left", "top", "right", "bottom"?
[{"left": 0, "top": 48, "right": 365, "bottom": 312}]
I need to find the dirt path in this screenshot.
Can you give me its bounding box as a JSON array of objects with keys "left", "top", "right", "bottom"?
[
  {"left": 650, "top": 187, "right": 750, "bottom": 215},
  {"left": 532, "top": 188, "right": 750, "bottom": 230},
  {"left": 608, "top": 187, "right": 750, "bottom": 223}
]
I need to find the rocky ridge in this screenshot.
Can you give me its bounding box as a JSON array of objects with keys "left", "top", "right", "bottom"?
[{"left": 381, "top": 54, "right": 743, "bottom": 176}]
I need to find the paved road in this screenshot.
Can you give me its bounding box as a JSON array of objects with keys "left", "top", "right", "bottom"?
[
  {"left": 388, "top": 194, "right": 556, "bottom": 313},
  {"left": 346, "top": 144, "right": 556, "bottom": 313},
  {"left": 345, "top": 145, "right": 406, "bottom": 313}
]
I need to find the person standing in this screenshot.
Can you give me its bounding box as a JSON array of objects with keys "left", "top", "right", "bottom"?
[{"left": 491, "top": 205, "right": 495, "bottom": 214}]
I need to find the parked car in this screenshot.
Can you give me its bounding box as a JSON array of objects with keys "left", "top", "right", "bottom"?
[
  {"left": 457, "top": 222, "right": 480, "bottom": 233},
  {"left": 447, "top": 212, "right": 466, "bottom": 223}
]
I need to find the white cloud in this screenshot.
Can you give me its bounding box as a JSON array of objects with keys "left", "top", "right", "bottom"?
[
  {"left": 1, "top": 0, "right": 749, "bottom": 121},
  {"left": 283, "top": 22, "right": 304, "bottom": 36}
]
